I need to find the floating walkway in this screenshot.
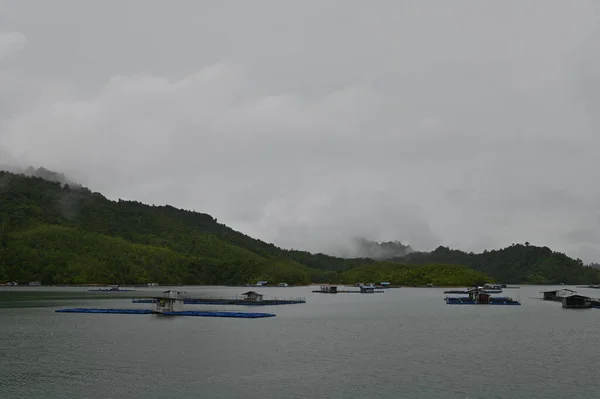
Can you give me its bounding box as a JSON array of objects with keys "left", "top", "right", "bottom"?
[
  {"left": 88, "top": 289, "right": 137, "bottom": 292},
  {"left": 312, "top": 290, "right": 385, "bottom": 294},
  {"left": 88, "top": 285, "right": 136, "bottom": 292},
  {"left": 56, "top": 308, "right": 152, "bottom": 314},
  {"left": 312, "top": 285, "right": 384, "bottom": 294},
  {"left": 443, "top": 289, "right": 502, "bottom": 294},
  {"left": 161, "top": 311, "right": 275, "bottom": 318},
  {"left": 55, "top": 308, "right": 275, "bottom": 318},
  {"left": 131, "top": 298, "right": 305, "bottom": 306},
  {"left": 445, "top": 297, "right": 521, "bottom": 305},
  {"left": 132, "top": 290, "right": 305, "bottom": 306}
]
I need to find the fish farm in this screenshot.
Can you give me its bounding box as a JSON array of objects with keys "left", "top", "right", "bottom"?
[
  {"left": 132, "top": 290, "right": 306, "bottom": 306},
  {"left": 540, "top": 288, "right": 600, "bottom": 309},
  {"left": 445, "top": 297, "right": 521, "bottom": 305},
  {"left": 443, "top": 284, "right": 509, "bottom": 295},
  {"left": 312, "top": 285, "right": 384, "bottom": 294},
  {"left": 444, "top": 287, "right": 521, "bottom": 305},
  {"left": 88, "top": 285, "right": 136, "bottom": 292},
  {"left": 55, "top": 290, "right": 277, "bottom": 318}
]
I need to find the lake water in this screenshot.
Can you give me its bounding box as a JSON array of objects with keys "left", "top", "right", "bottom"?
[{"left": 1, "top": 285, "right": 599, "bottom": 399}]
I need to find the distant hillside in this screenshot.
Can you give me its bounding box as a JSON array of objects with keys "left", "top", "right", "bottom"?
[
  {"left": 337, "top": 262, "right": 490, "bottom": 287},
  {"left": 1, "top": 168, "right": 598, "bottom": 286},
  {"left": 400, "top": 244, "right": 600, "bottom": 284},
  {"left": 0, "top": 169, "right": 487, "bottom": 286}
]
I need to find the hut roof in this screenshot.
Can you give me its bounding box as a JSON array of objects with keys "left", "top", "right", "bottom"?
[
  {"left": 563, "top": 294, "right": 590, "bottom": 299},
  {"left": 539, "top": 288, "right": 576, "bottom": 294}
]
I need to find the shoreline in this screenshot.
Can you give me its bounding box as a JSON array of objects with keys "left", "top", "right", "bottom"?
[{"left": 1, "top": 283, "right": 528, "bottom": 289}]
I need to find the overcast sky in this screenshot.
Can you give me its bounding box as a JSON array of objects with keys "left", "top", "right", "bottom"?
[{"left": 1, "top": 0, "right": 599, "bottom": 261}]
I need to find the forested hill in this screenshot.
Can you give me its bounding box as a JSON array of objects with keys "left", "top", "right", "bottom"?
[
  {"left": 400, "top": 245, "right": 600, "bottom": 284},
  {"left": 0, "top": 169, "right": 598, "bottom": 285},
  {"left": 0, "top": 170, "right": 489, "bottom": 286}
]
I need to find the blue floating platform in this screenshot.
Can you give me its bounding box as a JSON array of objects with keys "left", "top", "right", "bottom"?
[
  {"left": 55, "top": 308, "right": 275, "bottom": 318},
  {"left": 444, "top": 297, "right": 521, "bottom": 305},
  {"left": 183, "top": 299, "right": 304, "bottom": 306},
  {"left": 56, "top": 308, "right": 153, "bottom": 314},
  {"left": 162, "top": 311, "right": 276, "bottom": 318},
  {"left": 132, "top": 298, "right": 304, "bottom": 306}
]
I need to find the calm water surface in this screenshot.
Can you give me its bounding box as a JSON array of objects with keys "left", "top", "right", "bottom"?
[{"left": 1, "top": 285, "right": 599, "bottom": 399}]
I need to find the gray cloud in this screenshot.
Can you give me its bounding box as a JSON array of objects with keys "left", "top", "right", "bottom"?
[
  {"left": 0, "top": 31, "right": 26, "bottom": 59},
  {"left": 565, "top": 229, "right": 600, "bottom": 245},
  {"left": 0, "top": 1, "right": 599, "bottom": 261}
]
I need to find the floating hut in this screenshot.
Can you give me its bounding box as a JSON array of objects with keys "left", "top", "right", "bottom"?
[
  {"left": 540, "top": 289, "right": 576, "bottom": 301},
  {"left": 154, "top": 290, "right": 186, "bottom": 313},
  {"left": 360, "top": 285, "right": 376, "bottom": 293},
  {"left": 241, "top": 291, "right": 264, "bottom": 302},
  {"left": 562, "top": 294, "right": 592, "bottom": 309}
]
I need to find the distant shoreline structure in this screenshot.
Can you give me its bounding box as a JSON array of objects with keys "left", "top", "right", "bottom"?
[{"left": 1, "top": 282, "right": 530, "bottom": 288}]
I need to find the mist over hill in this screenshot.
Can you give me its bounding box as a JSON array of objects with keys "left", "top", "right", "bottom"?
[
  {"left": 0, "top": 165, "right": 81, "bottom": 188},
  {"left": 339, "top": 237, "right": 413, "bottom": 260}
]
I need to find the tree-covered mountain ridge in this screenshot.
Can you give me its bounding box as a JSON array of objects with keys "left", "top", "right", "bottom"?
[{"left": 1, "top": 169, "right": 598, "bottom": 285}]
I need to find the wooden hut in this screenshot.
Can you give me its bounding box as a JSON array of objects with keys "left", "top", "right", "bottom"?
[
  {"left": 466, "top": 288, "right": 491, "bottom": 304},
  {"left": 319, "top": 286, "right": 338, "bottom": 293},
  {"left": 241, "top": 291, "right": 264, "bottom": 302},
  {"left": 540, "top": 289, "right": 576, "bottom": 301},
  {"left": 562, "top": 294, "right": 592, "bottom": 309},
  {"left": 154, "top": 290, "right": 186, "bottom": 313}
]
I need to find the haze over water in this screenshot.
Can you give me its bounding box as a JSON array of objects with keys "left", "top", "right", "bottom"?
[{"left": 1, "top": 285, "right": 599, "bottom": 399}]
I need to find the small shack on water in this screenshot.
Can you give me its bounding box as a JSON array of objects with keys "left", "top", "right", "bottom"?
[
  {"left": 241, "top": 291, "right": 264, "bottom": 302},
  {"left": 360, "top": 285, "right": 376, "bottom": 293},
  {"left": 154, "top": 290, "right": 186, "bottom": 313},
  {"left": 562, "top": 294, "right": 592, "bottom": 309},
  {"left": 317, "top": 286, "right": 338, "bottom": 293},
  {"left": 541, "top": 289, "right": 576, "bottom": 301},
  {"left": 466, "top": 288, "right": 493, "bottom": 304}
]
